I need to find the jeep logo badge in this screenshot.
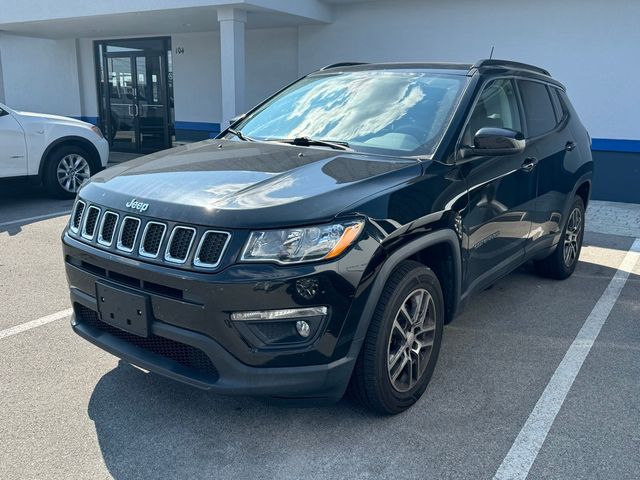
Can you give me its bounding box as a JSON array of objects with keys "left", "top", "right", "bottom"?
[{"left": 125, "top": 198, "right": 149, "bottom": 212}]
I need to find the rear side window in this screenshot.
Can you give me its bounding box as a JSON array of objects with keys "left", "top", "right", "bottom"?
[
  {"left": 518, "top": 80, "right": 557, "bottom": 137},
  {"left": 548, "top": 88, "right": 565, "bottom": 123}
]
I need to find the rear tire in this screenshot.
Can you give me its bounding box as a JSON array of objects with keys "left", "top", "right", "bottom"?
[
  {"left": 350, "top": 260, "right": 444, "bottom": 415},
  {"left": 534, "top": 196, "right": 585, "bottom": 280},
  {"left": 43, "top": 145, "right": 96, "bottom": 199}
]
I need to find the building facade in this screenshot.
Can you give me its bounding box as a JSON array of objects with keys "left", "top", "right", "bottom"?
[{"left": 1, "top": 0, "right": 638, "bottom": 201}]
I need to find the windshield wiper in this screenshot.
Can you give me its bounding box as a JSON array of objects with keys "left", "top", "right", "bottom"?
[
  {"left": 269, "top": 137, "right": 351, "bottom": 151},
  {"left": 227, "top": 128, "right": 254, "bottom": 142}
]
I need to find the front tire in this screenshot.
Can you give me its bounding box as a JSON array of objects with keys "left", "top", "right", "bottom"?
[
  {"left": 534, "top": 196, "right": 585, "bottom": 279},
  {"left": 43, "top": 146, "right": 96, "bottom": 199},
  {"left": 350, "top": 260, "right": 444, "bottom": 414}
]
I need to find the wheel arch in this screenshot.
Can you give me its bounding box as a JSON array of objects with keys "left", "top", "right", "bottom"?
[
  {"left": 38, "top": 136, "right": 101, "bottom": 180},
  {"left": 575, "top": 179, "right": 591, "bottom": 208},
  {"left": 352, "top": 228, "right": 462, "bottom": 347}
]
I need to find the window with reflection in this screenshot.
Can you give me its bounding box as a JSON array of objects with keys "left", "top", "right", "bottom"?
[{"left": 236, "top": 71, "right": 468, "bottom": 157}]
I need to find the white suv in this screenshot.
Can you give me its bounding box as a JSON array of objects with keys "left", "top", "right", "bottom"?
[{"left": 0, "top": 102, "right": 109, "bottom": 198}]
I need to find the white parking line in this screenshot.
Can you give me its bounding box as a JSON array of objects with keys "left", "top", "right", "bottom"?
[
  {"left": 494, "top": 237, "right": 640, "bottom": 480},
  {"left": 0, "top": 308, "right": 73, "bottom": 341},
  {"left": 0, "top": 210, "right": 72, "bottom": 228}
]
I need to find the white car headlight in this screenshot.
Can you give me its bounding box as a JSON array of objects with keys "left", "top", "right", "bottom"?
[
  {"left": 241, "top": 220, "right": 364, "bottom": 264},
  {"left": 91, "top": 125, "right": 104, "bottom": 139}
]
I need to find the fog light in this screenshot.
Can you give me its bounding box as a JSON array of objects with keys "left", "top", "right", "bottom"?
[{"left": 296, "top": 320, "right": 310, "bottom": 338}]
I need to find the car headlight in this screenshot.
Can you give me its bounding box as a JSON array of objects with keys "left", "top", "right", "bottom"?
[
  {"left": 91, "top": 125, "right": 104, "bottom": 138},
  {"left": 241, "top": 220, "right": 364, "bottom": 264}
]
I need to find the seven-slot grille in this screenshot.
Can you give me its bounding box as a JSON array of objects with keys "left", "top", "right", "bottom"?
[
  {"left": 69, "top": 201, "right": 230, "bottom": 270},
  {"left": 195, "top": 231, "right": 230, "bottom": 267},
  {"left": 140, "top": 222, "right": 166, "bottom": 258},
  {"left": 81, "top": 206, "right": 100, "bottom": 239},
  {"left": 70, "top": 200, "right": 86, "bottom": 232},
  {"left": 98, "top": 212, "right": 118, "bottom": 246},
  {"left": 165, "top": 227, "right": 196, "bottom": 263},
  {"left": 118, "top": 217, "right": 141, "bottom": 252}
]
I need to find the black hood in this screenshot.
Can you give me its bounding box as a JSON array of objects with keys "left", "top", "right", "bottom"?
[{"left": 82, "top": 140, "right": 422, "bottom": 228}]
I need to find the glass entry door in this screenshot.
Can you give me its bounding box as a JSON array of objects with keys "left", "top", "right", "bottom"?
[{"left": 96, "top": 38, "right": 172, "bottom": 153}]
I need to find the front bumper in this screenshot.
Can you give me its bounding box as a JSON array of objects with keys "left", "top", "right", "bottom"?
[
  {"left": 63, "top": 231, "right": 380, "bottom": 398},
  {"left": 71, "top": 302, "right": 355, "bottom": 399}
]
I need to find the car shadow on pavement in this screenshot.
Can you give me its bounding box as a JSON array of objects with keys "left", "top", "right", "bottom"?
[
  {"left": 87, "top": 361, "right": 385, "bottom": 480},
  {"left": 86, "top": 232, "right": 640, "bottom": 480},
  {"left": 0, "top": 182, "right": 73, "bottom": 236}
]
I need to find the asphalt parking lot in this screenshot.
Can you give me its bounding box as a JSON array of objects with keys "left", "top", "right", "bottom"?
[{"left": 1, "top": 178, "right": 639, "bottom": 479}]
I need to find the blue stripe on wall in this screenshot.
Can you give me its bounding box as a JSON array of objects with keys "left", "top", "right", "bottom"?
[
  {"left": 175, "top": 121, "right": 221, "bottom": 133},
  {"left": 75, "top": 116, "right": 99, "bottom": 125},
  {"left": 70, "top": 119, "right": 637, "bottom": 154},
  {"left": 591, "top": 138, "right": 640, "bottom": 153}
]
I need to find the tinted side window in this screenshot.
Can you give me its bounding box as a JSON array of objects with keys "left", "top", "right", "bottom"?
[
  {"left": 518, "top": 80, "right": 557, "bottom": 137},
  {"left": 462, "top": 79, "right": 521, "bottom": 146},
  {"left": 549, "top": 88, "right": 564, "bottom": 123}
]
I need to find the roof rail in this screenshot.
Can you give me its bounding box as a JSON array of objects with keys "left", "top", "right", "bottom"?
[
  {"left": 319, "top": 62, "right": 369, "bottom": 71},
  {"left": 472, "top": 59, "right": 550, "bottom": 76}
]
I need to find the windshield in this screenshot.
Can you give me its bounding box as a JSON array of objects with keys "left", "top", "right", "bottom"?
[{"left": 233, "top": 71, "right": 468, "bottom": 157}]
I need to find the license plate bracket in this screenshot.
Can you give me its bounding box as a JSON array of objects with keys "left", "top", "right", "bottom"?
[{"left": 96, "top": 282, "right": 151, "bottom": 337}]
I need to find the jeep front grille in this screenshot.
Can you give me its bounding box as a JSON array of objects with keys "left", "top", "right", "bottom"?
[
  {"left": 98, "top": 212, "right": 119, "bottom": 246},
  {"left": 117, "top": 217, "right": 141, "bottom": 252},
  {"left": 165, "top": 226, "right": 196, "bottom": 263},
  {"left": 139, "top": 222, "right": 166, "bottom": 258},
  {"left": 194, "top": 231, "right": 230, "bottom": 267},
  {"left": 70, "top": 200, "right": 86, "bottom": 232},
  {"left": 67, "top": 201, "right": 231, "bottom": 271},
  {"left": 82, "top": 206, "right": 100, "bottom": 239}
]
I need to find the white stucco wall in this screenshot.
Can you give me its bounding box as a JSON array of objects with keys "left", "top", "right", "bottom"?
[
  {"left": 245, "top": 27, "right": 298, "bottom": 112},
  {"left": 171, "top": 27, "right": 298, "bottom": 126},
  {"left": 0, "top": 33, "right": 82, "bottom": 116},
  {"left": 298, "top": 0, "right": 640, "bottom": 141},
  {"left": 172, "top": 31, "right": 222, "bottom": 125}
]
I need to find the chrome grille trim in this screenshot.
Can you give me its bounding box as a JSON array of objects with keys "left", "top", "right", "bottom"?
[
  {"left": 194, "top": 230, "right": 231, "bottom": 268},
  {"left": 164, "top": 226, "right": 197, "bottom": 264},
  {"left": 81, "top": 206, "right": 101, "bottom": 240},
  {"left": 116, "top": 216, "right": 141, "bottom": 253},
  {"left": 97, "top": 211, "right": 119, "bottom": 246},
  {"left": 70, "top": 200, "right": 86, "bottom": 233},
  {"left": 70, "top": 201, "right": 232, "bottom": 270},
  {"left": 139, "top": 221, "right": 167, "bottom": 258}
]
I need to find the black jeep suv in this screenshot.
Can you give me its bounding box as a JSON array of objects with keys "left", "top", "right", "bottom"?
[{"left": 63, "top": 59, "right": 592, "bottom": 414}]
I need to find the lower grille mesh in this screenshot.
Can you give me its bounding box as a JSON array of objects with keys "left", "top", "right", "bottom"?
[{"left": 76, "top": 304, "right": 218, "bottom": 378}]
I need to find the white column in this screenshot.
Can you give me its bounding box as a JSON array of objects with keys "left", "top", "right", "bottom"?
[
  {"left": 217, "top": 7, "right": 246, "bottom": 128},
  {"left": 0, "top": 34, "right": 6, "bottom": 103}
]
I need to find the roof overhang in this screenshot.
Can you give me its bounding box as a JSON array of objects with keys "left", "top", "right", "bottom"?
[{"left": 0, "top": 0, "right": 333, "bottom": 38}]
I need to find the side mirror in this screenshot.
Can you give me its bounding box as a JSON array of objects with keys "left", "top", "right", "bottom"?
[
  {"left": 229, "top": 113, "right": 246, "bottom": 125},
  {"left": 462, "top": 127, "right": 525, "bottom": 157}
]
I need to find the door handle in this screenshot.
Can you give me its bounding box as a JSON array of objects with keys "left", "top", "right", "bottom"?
[
  {"left": 565, "top": 140, "right": 577, "bottom": 151},
  {"left": 521, "top": 157, "right": 538, "bottom": 172},
  {"left": 128, "top": 104, "right": 134, "bottom": 117},
  {"left": 134, "top": 104, "right": 140, "bottom": 117}
]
